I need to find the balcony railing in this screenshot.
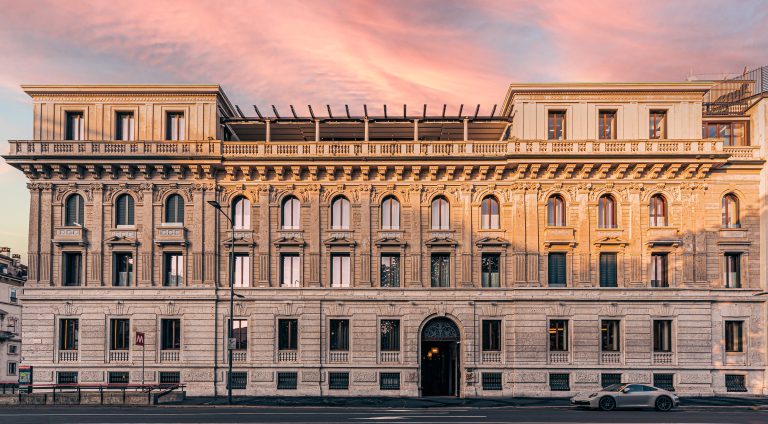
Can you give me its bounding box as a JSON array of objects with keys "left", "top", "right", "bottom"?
[
  {"left": 652, "top": 352, "right": 674, "bottom": 365},
  {"left": 601, "top": 351, "right": 622, "bottom": 364},
  {"left": 108, "top": 350, "right": 129, "bottom": 362},
  {"left": 231, "top": 351, "right": 247, "bottom": 363},
  {"left": 549, "top": 351, "right": 571, "bottom": 364},
  {"left": 481, "top": 351, "right": 502, "bottom": 363},
  {"left": 7, "top": 140, "right": 221, "bottom": 157},
  {"left": 328, "top": 351, "right": 349, "bottom": 363},
  {"left": 160, "top": 350, "right": 180, "bottom": 362},
  {"left": 277, "top": 350, "right": 297, "bottom": 362},
  {"left": 379, "top": 351, "right": 400, "bottom": 363},
  {"left": 58, "top": 351, "right": 78, "bottom": 362}
]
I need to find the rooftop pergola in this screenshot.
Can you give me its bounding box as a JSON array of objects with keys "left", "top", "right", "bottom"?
[{"left": 220, "top": 104, "right": 512, "bottom": 142}]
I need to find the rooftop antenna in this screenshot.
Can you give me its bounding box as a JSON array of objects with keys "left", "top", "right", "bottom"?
[
  {"left": 235, "top": 105, "right": 246, "bottom": 118},
  {"left": 308, "top": 105, "right": 316, "bottom": 120},
  {"left": 490, "top": 104, "right": 497, "bottom": 118},
  {"left": 422, "top": 104, "right": 427, "bottom": 119},
  {"left": 441, "top": 104, "right": 447, "bottom": 118},
  {"left": 383, "top": 104, "right": 388, "bottom": 119},
  {"left": 271, "top": 105, "right": 281, "bottom": 119},
  {"left": 289, "top": 105, "right": 299, "bottom": 119},
  {"left": 403, "top": 104, "right": 407, "bottom": 119},
  {"left": 458, "top": 104, "right": 464, "bottom": 118},
  {"left": 345, "top": 105, "right": 351, "bottom": 119},
  {"left": 253, "top": 105, "right": 264, "bottom": 119},
  {"left": 363, "top": 104, "right": 369, "bottom": 119},
  {"left": 326, "top": 105, "right": 334, "bottom": 119}
]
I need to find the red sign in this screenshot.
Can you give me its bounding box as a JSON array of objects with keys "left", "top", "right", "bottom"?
[{"left": 135, "top": 332, "right": 145, "bottom": 346}]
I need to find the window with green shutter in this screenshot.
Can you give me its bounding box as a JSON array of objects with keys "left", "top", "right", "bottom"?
[
  {"left": 165, "top": 194, "right": 184, "bottom": 224},
  {"left": 599, "top": 253, "right": 617, "bottom": 287},
  {"left": 65, "top": 194, "right": 85, "bottom": 226},
  {"left": 548, "top": 253, "right": 567, "bottom": 286},
  {"left": 115, "top": 194, "right": 135, "bottom": 226}
]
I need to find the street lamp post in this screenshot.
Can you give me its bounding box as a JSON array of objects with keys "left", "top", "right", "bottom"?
[{"left": 207, "top": 200, "right": 235, "bottom": 405}]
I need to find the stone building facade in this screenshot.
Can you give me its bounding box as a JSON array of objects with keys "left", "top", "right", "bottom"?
[
  {"left": 3, "top": 78, "right": 767, "bottom": 396},
  {"left": 0, "top": 250, "right": 25, "bottom": 385}
]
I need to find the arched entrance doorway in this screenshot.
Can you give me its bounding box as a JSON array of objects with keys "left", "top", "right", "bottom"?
[{"left": 420, "top": 317, "right": 460, "bottom": 397}]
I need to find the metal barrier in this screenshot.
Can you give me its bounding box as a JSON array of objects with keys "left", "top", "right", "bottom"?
[{"left": 14, "top": 383, "right": 185, "bottom": 405}]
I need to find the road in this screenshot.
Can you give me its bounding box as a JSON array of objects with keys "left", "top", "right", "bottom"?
[{"left": 0, "top": 405, "right": 766, "bottom": 424}]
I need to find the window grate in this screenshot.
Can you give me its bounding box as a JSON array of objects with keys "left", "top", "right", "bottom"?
[
  {"left": 549, "top": 373, "right": 570, "bottom": 391},
  {"left": 159, "top": 371, "right": 180, "bottom": 385},
  {"left": 725, "top": 374, "right": 747, "bottom": 392},
  {"left": 277, "top": 372, "right": 298, "bottom": 390},
  {"left": 227, "top": 372, "right": 247, "bottom": 390},
  {"left": 601, "top": 373, "right": 622, "bottom": 388},
  {"left": 653, "top": 373, "right": 675, "bottom": 391},
  {"left": 481, "top": 373, "right": 502, "bottom": 391},
  {"left": 329, "top": 372, "right": 350, "bottom": 390},
  {"left": 57, "top": 371, "right": 78, "bottom": 385},
  {"left": 108, "top": 372, "right": 129, "bottom": 384},
  {"left": 379, "top": 372, "right": 400, "bottom": 390}
]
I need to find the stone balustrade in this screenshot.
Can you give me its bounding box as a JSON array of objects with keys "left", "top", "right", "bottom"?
[
  {"left": 481, "top": 351, "right": 502, "bottom": 363},
  {"left": 652, "top": 352, "right": 674, "bottom": 365},
  {"left": 108, "top": 350, "right": 129, "bottom": 362},
  {"left": 328, "top": 351, "right": 349, "bottom": 363},
  {"left": 549, "top": 351, "right": 571, "bottom": 364},
  {"left": 278, "top": 350, "right": 298, "bottom": 362},
  {"left": 379, "top": 351, "right": 400, "bottom": 363},
  {"left": 231, "top": 351, "right": 247, "bottom": 362},
  {"left": 601, "top": 351, "right": 623, "bottom": 364},
  {"left": 160, "top": 350, "right": 180, "bottom": 362},
  {"left": 58, "top": 351, "right": 78, "bottom": 362}
]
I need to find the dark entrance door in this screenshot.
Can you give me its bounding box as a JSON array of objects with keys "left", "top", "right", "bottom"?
[{"left": 420, "top": 318, "right": 460, "bottom": 397}]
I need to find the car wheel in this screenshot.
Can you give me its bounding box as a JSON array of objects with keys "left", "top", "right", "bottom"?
[
  {"left": 599, "top": 396, "right": 616, "bottom": 411},
  {"left": 655, "top": 396, "right": 673, "bottom": 412}
]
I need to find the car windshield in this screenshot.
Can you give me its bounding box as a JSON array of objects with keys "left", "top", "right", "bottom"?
[{"left": 603, "top": 384, "right": 624, "bottom": 392}]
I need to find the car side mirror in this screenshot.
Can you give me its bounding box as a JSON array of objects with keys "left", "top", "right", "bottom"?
[{"left": 621, "top": 388, "right": 629, "bottom": 393}]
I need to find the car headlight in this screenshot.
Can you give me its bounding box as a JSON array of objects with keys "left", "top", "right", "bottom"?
[{"left": 589, "top": 392, "right": 598, "bottom": 398}]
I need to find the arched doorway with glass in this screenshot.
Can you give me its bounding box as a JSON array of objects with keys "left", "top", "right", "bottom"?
[{"left": 420, "top": 316, "right": 461, "bottom": 397}]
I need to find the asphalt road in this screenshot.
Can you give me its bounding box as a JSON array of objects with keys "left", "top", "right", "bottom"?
[{"left": 0, "top": 405, "right": 766, "bottom": 424}]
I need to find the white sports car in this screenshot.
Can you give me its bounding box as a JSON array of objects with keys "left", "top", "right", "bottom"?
[{"left": 570, "top": 383, "right": 680, "bottom": 411}]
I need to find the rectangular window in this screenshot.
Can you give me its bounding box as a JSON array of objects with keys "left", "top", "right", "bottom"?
[
  {"left": 650, "top": 253, "right": 668, "bottom": 287},
  {"left": 703, "top": 122, "right": 748, "bottom": 146},
  {"left": 108, "top": 371, "right": 129, "bottom": 384},
  {"left": 328, "top": 372, "right": 349, "bottom": 390},
  {"left": 9, "top": 288, "right": 17, "bottom": 304},
  {"left": 329, "top": 319, "right": 349, "bottom": 351},
  {"left": 233, "top": 254, "right": 251, "bottom": 288},
  {"left": 649, "top": 110, "right": 667, "bottom": 139},
  {"left": 725, "top": 374, "right": 747, "bottom": 392},
  {"left": 110, "top": 318, "right": 130, "bottom": 351},
  {"left": 601, "top": 373, "right": 622, "bottom": 388},
  {"left": 161, "top": 319, "right": 181, "bottom": 350},
  {"left": 165, "top": 112, "right": 185, "bottom": 141},
  {"left": 599, "top": 253, "right": 618, "bottom": 287},
  {"left": 57, "top": 371, "right": 78, "bottom": 384},
  {"left": 548, "top": 110, "right": 566, "bottom": 140},
  {"left": 380, "top": 254, "right": 400, "bottom": 288},
  {"left": 654, "top": 374, "right": 675, "bottom": 391},
  {"left": 278, "top": 319, "right": 299, "bottom": 351},
  {"left": 8, "top": 344, "right": 18, "bottom": 355},
  {"left": 159, "top": 371, "right": 180, "bottom": 385},
  {"left": 549, "top": 373, "right": 570, "bottom": 391},
  {"left": 8, "top": 362, "right": 17, "bottom": 376},
  {"left": 227, "top": 371, "right": 247, "bottom": 390},
  {"left": 653, "top": 320, "right": 672, "bottom": 352},
  {"left": 482, "top": 372, "right": 502, "bottom": 390},
  {"left": 598, "top": 110, "right": 617, "bottom": 140},
  {"left": 481, "top": 254, "right": 500, "bottom": 288},
  {"left": 59, "top": 318, "right": 78, "bottom": 351},
  {"left": 601, "top": 320, "right": 621, "bottom": 352},
  {"left": 724, "top": 253, "right": 741, "bottom": 288},
  {"left": 725, "top": 321, "right": 744, "bottom": 352},
  {"left": 331, "top": 254, "right": 351, "bottom": 287},
  {"left": 113, "top": 252, "right": 133, "bottom": 287},
  {"left": 115, "top": 112, "right": 135, "bottom": 141},
  {"left": 277, "top": 372, "right": 298, "bottom": 390},
  {"left": 380, "top": 319, "right": 400, "bottom": 351},
  {"left": 163, "top": 253, "right": 184, "bottom": 287},
  {"left": 281, "top": 254, "right": 301, "bottom": 287},
  {"left": 230, "top": 319, "right": 248, "bottom": 350},
  {"left": 65, "top": 111, "right": 84, "bottom": 141},
  {"left": 379, "top": 372, "right": 400, "bottom": 390},
  {"left": 482, "top": 320, "right": 501, "bottom": 351},
  {"left": 62, "top": 252, "right": 82, "bottom": 287},
  {"left": 548, "top": 253, "right": 567, "bottom": 287},
  {"left": 430, "top": 254, "right": 450, "bottom": 288},
  {"left": 549, "top": 320, "right": 569, "bottom": 352}
]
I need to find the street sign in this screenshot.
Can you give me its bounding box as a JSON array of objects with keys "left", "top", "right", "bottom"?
[
  {"left": 228, "top": 337, "right": 237, "bottom": 350},
  {"left": 135, "top": 332, "right": 145, "bottom": 346}
]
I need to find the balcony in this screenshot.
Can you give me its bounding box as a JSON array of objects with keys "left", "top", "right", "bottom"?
[
  {"left": 6, "top": 140, "right": 220, "bottom": 158},
  {"left": 108, "top": 350, "right": 129, "bottom": 362},
  {"left": 155, "top": 226, "right": 187, "bottom": 246},
  {"left": 160, "top": 350, "right": 180, "bottom": 362},
  {"left": 0, "top": 330, "right": 14, "bottom": 341},
  {"left": 379, "top": 351, "right": 400, "bottom": 363},
  {"left": 328, "top": 351, "right": 349, "bottom": 363},
  {"left": 600, "top": 351, "right": 622, "bottom": 365},
  {"left": 652, "top": 352, "right": 674, "bottom": 365},
  {"left": 232, "top": 351, "right": 247, "bottom": 363},
  {"left": 481, "top": 351, "right": 502, "bottom": 363},
  {"left": 548, "top": 351, "right": 571, "bottom": 364},
  {"left": 543, "top": 227, "right": 575, "bottom": 248},
  {"left": 53, "top": 226, "right": 87, "bottom": 246},
  {"left": 277, "top": 350, "right": 297, "bottom": 362},
  {"left": 58, "top": 351, "right": 78, "bottom": 362}
]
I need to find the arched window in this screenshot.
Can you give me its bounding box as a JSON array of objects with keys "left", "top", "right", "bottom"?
[
  {"left": 115, "top": 194, "right": 135, "bottom": 227},
  {"left": 331, "top": 196, "right": 350, "bottom": 229},
  {"left": 649, "top": 194, "right": 667, "bottom": 227},
  {"left": 282, "top": 196, "right": 300, "bottom": 230},
  {"left": 381, "top": 196, "right": 400, "bottom": 230},
  {"left": 65, "top": 194, "right": 84, "bottom": 226},
  {"left": 232, "top": 196, "right": 251, "bottom": 230},
  {"left": 480, "top": 196, "right": 500, "bottom": 229},
  {"left": 431, "top": 196, "right": 450, "bottom": 230},
  {"left": 165, "top": 194, "right": 184, "bottom": 224},
  {"left": 547, "top": 195, "right": 566, "bottom": 227},
  {"left": 597, "top": 194, "right": 617, "bottom": 229},
  {"left": 722, "top": 193, "right": 740, "bottom": 228}
]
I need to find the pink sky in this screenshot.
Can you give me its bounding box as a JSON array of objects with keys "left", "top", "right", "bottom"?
[{"left": 0, "top": 0, "right": 766, "bottom": 257}]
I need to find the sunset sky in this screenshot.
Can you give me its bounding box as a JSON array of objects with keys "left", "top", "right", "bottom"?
[{"left": 1, "top": 0, "right": 766, "bottom": 258}]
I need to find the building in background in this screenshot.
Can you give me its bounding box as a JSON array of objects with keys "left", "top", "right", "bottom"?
[
  {"left": 0, "top": 248, "right": 26, "bottom": 385},
  {"left": 2, "top": 69, "right": 767, "bottom": 397}
]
